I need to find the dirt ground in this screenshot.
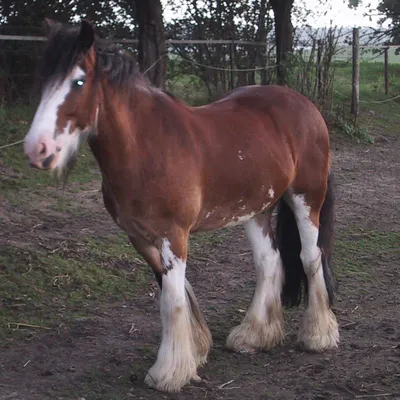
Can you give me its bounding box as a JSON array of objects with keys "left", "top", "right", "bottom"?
[{"left": 0, "top": 129, "right": 399, "bottom": 400}]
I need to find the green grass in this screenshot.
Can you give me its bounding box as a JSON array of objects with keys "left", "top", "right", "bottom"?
[
  {"left": 301, "top": 47, "right": 400, "bottom": 65},
  {"left": 72, "top": 369, "right": 134, "bottom": 400},
  {"left": 82, "top": 234, "right": 143, "bottom": 263},
  {"left": 327, "top": 61, "right": 400, "bottom": 142},
  {"left": 335, "top": 47, "right": 400, "bottom": 64},
  {"left": 0, "top": 237, "right": 152, "bottom": 346},
  {"left": 333, "top": 61, "right": 400, "bottom": 103},
  {"left": 334, "top": 230, "right": 399, "bottom": 281}
]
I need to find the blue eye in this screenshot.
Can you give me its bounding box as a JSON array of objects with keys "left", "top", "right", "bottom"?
[{"left": 73, "top": 79, "right": 85, "bottom": 88}]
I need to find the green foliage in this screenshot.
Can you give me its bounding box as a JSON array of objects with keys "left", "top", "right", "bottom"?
[
  {"left": 0, "top": 1, "right": 137, "bottom": 102},
  {"left": 166, "top": 0, "right": 273, "bottom": 94},
  {"left": 333, "top": 115, "right": 375, "bottom": 143},
  {"left": 166, "top": 56, "right": 210, "bottom": 105},
  {"left": 377, "top": 0, "right": 400, "bottom": 44},
  {"left": 0, "top": 0, "right": 135, "bottom": 36}
]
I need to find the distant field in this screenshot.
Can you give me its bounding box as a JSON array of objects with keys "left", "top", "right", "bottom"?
[
  {"left": 336, "top": 46, "right": 400, "bottom": 63},
  {"left": 299, "top": 46, "right": 400, "bottom": 63},
  {"left": 333, "top": 60, "right": 400, "bottom": 106}
]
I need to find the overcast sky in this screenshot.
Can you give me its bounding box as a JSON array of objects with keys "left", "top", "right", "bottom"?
[
  {"left": 162, "top": 0, "right": 384, "bottom": 28},
  {"left": 302, "top": 0, "right": 383, "bottom": 27}
]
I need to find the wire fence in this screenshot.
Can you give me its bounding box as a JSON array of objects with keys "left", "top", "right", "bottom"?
[
  {"left": 0, "top": 35, "right": 276, "bottom": 103},
  {"left": 1, "top": 33, "right": 399, "bottom": 108}
]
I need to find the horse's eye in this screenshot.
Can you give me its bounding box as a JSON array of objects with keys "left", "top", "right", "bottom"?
[{"left": 73, "top": 79, "right": 85, "bottom": 88}]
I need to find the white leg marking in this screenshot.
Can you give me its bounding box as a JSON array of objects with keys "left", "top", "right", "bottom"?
[
  {"left": 145, "top": 239, "right": 199, "bottom": 393},
  {"left": 226, "top": 218, "right": 284, "bottom": 353},
  {"left": 290, "top": 194, "right": 339, "bottom": 351}
]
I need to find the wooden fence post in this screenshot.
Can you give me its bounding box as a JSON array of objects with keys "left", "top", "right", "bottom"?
[
  {"left": 317, "top": 39, "right": 323, "bottom": 100},
  {"left": 229, "top": 41, "right": 234, "bottom": 90},
  {"left": 384, "top": 47, "right": 389, "bottom": 95},
  {"left": 351, "top": 27, "right": 360, "bottom": 115}
]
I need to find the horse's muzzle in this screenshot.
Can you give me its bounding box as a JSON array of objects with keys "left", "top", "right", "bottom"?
[{"left": 24, "top": 134, "right": 60, "bottom": 170}]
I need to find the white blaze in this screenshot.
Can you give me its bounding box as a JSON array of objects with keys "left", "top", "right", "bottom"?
[{"left": 24, "top": 67, "right": 86, "bottom": 173}]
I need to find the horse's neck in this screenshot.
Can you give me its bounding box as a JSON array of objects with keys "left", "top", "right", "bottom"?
[
  {"left": 90, "top": 87, "right": 141, "bottom": 178},
  {"left": 89, "top": 81, "right": 165, "bottom": 188}
]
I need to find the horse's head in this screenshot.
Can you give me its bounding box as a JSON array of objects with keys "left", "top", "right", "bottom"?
[{"left": 24, "top": 20, "right": 98, "bottom": 174}]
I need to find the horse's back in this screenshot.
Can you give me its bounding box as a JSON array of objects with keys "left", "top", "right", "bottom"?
[
  {"left": 197, "top": 84, "right": 327, "bottom": 138},
  {"left": 193, "top": 84, "right": 329, "bottom": 166}
]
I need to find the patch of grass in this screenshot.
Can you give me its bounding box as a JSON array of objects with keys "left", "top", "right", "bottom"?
[
  {"left": 325, "top": 61, "right": 400, "bottom": 144},
  {"left": 333, "top": 61, "right": 400, "bottom": 139},
  {"left": 83, "top": 234, "right": 138, "bottom": 258},
  {"left": 334, "top": 230, "right": 399, "bottom": 281},
  {"left": 0, "top": 236, "right": 152, "bottom": 345},
  {"left": 334, "top": 61, "right": 400, "bottom": 103},
  {"left": 190, "top": 230, "right": 225, "bottom": 248},
  {"left": 62, "top": 367, "right": 136, "bottom": 400}
]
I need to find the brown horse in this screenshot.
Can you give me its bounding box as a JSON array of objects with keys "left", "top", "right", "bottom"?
[{"left": 24, "top": 20, "right": 339, "bottom": 393}]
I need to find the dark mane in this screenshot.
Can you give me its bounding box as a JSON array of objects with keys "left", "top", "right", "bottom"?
[
  {"left": 96, "top": 44, "right": 140, "bottom": 87},
  {"left": 37, "top": 23, "right": 140, "bottom": 89}
]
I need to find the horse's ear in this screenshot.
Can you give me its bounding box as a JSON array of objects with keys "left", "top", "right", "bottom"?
[
  {"left": 44, "top": 18, "right": 62, "bottom": 37},
  {"left": 79, "top": 20, "right": 95, "bottom": 51}
]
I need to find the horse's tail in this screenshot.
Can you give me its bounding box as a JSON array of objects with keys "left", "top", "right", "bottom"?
[{"left": 277, "top": 172, "right": 336, "bottom": 307}]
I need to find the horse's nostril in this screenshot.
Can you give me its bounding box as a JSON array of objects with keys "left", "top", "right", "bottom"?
[
  {"left": 42, "top": 154, "right": 55, "bottom": 169},
  {"left": 56, "top": 146, "right": 61, "bottom": 153},
  {"left": 39, "top": 143, "right": 47, "bottom": 155}
]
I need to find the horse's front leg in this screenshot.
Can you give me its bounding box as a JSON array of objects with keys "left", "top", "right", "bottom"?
[{"left": 134, "top": 229, "right": 211, "bottom": 393}]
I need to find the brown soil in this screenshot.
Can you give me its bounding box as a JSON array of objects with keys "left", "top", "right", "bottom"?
[{"left": 0, "top": 132, "right": 399, "bottom": 400}]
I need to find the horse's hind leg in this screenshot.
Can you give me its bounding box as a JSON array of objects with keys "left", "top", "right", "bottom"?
[
  {"left": 226, "top": 213, "right": 284, "bottom": 353},
  {"left": 285, "top": 190, "right": 339, "bottom": 351}
]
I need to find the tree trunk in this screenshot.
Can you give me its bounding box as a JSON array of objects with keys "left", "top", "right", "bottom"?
[
  {"left": 255, "top": 0, "right": 268, "bottom": 85},
  {"left": 270, "top": 0, "right": 294, "bottom": 85},
  {"left": 134, "top": 0, "right": 167, "bottom": 88}
]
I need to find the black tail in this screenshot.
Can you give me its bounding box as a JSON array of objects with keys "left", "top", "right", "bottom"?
[{"left": 277, "top": 172, "right": 336, "bottom": 307}]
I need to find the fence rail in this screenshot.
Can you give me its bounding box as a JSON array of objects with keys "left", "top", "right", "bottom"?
[
  {"left": 0, "top": 35, "right": 269, "bottom": 46},
  {"left": 2, "top": 33, "right": 400, "bottom": 49}
]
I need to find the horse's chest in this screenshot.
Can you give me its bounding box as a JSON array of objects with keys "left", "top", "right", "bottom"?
[
  {"left": 102, "top": 182, "right": 134, "bottom": 229},
  {"left": 101, "top": 182, "right": 162, "bottom": 243}
]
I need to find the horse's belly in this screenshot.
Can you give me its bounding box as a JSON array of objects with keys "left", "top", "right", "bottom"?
[{"left": 192, "top": 184, "right": 280, "bottom": 232}]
